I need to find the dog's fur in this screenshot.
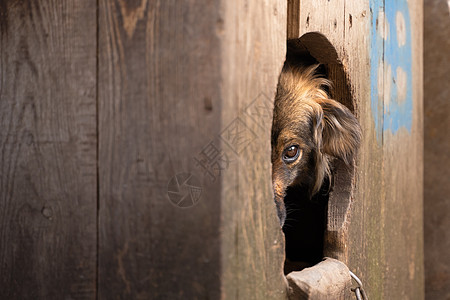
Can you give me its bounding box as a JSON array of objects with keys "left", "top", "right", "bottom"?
[{"left": 271, "top": 63, "right": 361, "bottom": 226}]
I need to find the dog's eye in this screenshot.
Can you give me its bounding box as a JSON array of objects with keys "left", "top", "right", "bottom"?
[{"left": 282, "top": 145, "right": 301, "bottom": 163}]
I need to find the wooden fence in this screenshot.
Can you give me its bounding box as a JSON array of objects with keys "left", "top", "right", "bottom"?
[{"left": 0, "top": 1, "right": 423, "bottom": 299}]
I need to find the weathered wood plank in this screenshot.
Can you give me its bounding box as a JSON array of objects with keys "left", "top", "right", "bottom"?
[
  {"left": 98, "top": 0, "right": 287, "bottom": 299},
  {"left": 287, "top": 0, "right": 300, "bottom": 39},
  {"left": 0, "top": 1, "right": 97, "bottom": 299},
  {"left": 288, "top": 0, "right": 424, "bottom": 298},
  {"left": 297, "top": 0, "right": 345, "bottom": 53},
  {"left": 219, "top": 1, "right": 287, "bottom": 299},
  {"left": 98, "top": 0, "right": 224, "bottom": 298},
  {"left": 357, "top": 0, "right": 424, "bottom": 298},
  {"left": 381, "top": 0, "right": 424, "bottom": 298},
  {"left": 424, "top": 0, "right": 450, "bottom": 298},
  {"left": 345, "top": 1, "right": 387, "bottom": 297}
]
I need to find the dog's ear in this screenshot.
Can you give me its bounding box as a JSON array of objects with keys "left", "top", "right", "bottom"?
[{"left": 315, "top": 99, "right": 362, "bottom": 164}]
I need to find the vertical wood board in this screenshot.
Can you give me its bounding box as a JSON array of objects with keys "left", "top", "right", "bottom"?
[
  {"left": 98, "top": 0, "right": 288, "bottom": 299},
  {"left": 219, "top": 0, "right": 288, "bottom": 299},
  {"left": 380, "top": 0, "right": 424, "bottom": 297},
  {"left": 0, "top": 1, "right": 97, "bottom": 299},
  {"left": 423, "top": 0, "right": 450, "bottom": 298},
  {"left": 98, "top": 0, "right": 223, "bottom": 299},
  {"left": 288, "top": 0, "right": 424, "bottom": 298}
]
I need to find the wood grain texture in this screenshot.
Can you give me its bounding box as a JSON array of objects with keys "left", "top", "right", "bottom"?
[
  {"left": 0, "top": 1, "right": 97, "bottom": 299},
  {"left": 287, "top": 0, "right": 300, "bottom": 39},
  {"left": 98, "top": 0, "right": 287, "bottom": 298},
  {"left": 296, "top": 0, "right": 345, "bottom": 54},
  {"left": 289, "top": 0, "right": 424, "bottom": 298},
  {"left": 344, "top": 1, "right": 387, "bottom": 297},
  {"left": 98, "top": 0, "right": 224, "bottom": 299},
  {"left": 380, "top": 0, "right": 424, "bottom": 296},
  {"left": 0, "top": 0, "right": 425, "bottom": 298},
  {"left": 423, "top": 1, "right": 450, "bottom": 299},
  {"left": 219, "top": 1, "right": 288, "bottom": 299}
]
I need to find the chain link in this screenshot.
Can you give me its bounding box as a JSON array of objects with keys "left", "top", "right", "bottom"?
[{"left": 350, "top": 271, "right": 368, "bottom": 300}]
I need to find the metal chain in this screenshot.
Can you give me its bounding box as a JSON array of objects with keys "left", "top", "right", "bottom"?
[{"left": 350, "top": 270, "right": 368, "bottom": 300}]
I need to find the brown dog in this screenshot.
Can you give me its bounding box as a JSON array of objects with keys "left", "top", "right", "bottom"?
[{"left": 271, "top": 63, "right": 361, "bottom": 226}]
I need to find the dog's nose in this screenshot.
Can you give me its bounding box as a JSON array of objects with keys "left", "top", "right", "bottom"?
[
  {"left": 274, "top": 196, "right": 286, "bottom": 227},
  {"left": 278, "top": 210, "right": 286, "bottom": 227}
]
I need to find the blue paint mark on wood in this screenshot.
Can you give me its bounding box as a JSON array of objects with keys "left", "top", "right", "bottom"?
[{"left": 370, "top": 0, "right": 413, "bottom": 141}]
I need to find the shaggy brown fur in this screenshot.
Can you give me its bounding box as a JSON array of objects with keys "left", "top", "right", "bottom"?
[{"left": 271, "top": 63, "right": 361, "bottom": 225}]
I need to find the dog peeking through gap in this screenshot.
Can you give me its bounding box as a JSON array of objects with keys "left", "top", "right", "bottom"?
[{"left": 271, "top": 62, "right": 361, "bottom": 271}]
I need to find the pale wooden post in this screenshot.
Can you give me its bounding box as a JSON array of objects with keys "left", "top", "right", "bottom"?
[{"left": 98, "top": 0, "right": 288, "bottom": 299}]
